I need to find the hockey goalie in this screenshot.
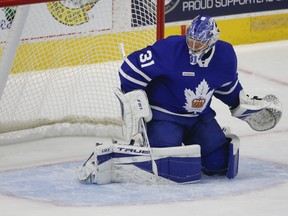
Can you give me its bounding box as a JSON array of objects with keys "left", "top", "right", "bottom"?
[
  {"left": 77, "top": 88, "right": 282, "bottom": 184},
  {"left": 77, "top": 14, "right": 282, "bottom": 184}
]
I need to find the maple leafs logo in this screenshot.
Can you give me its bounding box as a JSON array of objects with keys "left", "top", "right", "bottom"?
[{"left": 183, "top": 79, "right": 213, "bottom": 114}]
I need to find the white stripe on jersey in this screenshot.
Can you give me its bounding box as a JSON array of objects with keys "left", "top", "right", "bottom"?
[
  {"left": 125, "top": 58, "right": 152, "bottom": 82},
  {"left": 214, "top": 79, "right": 239, "bottom": 95},
  {"left": 150, "top": 105, "right": 199, "bottom": 117},
  {"left": 119, "top": 68, "right": 148, "bottom": 87},
  {"left": 220, "top": 81, "right": 232, "bottom": 87}
]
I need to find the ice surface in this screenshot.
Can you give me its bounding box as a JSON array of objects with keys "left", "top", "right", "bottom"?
[
  {"left": 0, "top": 40, "right": 288, "bottom": 216},
  {"left": 0, "top": 158, "right": 287, "bottom": 206}
]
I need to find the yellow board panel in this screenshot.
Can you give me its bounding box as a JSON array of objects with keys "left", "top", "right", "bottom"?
[
  {"left": 165, "top": 13, "right": 288, "bottom": 46},
  {"left": 10, "top": 29, "right": 154, "bottom": 73}
]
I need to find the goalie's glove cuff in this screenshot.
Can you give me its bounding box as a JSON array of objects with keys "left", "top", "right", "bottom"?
[
  {"left": 231, "top": 90, "right": 282, "bottom": 131},
  {"left": 231, "top": 91, "right": 268, "bottom": 119}
]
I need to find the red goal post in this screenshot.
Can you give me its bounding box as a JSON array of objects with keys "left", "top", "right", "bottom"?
[{"left": 0, "top": 0, "right": 165, "bottom": 144}]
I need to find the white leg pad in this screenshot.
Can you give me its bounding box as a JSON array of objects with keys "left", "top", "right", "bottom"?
[{"left": 77, "top": 143, "right": 202, "bottom": 184}]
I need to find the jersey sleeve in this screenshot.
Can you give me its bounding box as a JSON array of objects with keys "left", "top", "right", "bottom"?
[
  {"left": 119, "top": 46, "right": 157, "bottom": 93},
  {"left": 213, "top": 43, "right": 243, "bottom": 109},
  {"left": 214, "top": 74, "right": 243, "bottom": 108}
]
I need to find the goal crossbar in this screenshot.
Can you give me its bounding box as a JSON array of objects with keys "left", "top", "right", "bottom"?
[{"left": 0, "top": 0, "right": 59, "bottom": 7}]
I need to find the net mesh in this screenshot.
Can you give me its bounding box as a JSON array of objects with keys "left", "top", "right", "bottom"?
[{"left": 0, "top": 0, "right": 157, "bottom": 139}]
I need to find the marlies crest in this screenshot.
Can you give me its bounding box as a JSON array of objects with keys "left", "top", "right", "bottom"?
[{"left": 183, "top": 79, "right": 213, "bottom": 113}]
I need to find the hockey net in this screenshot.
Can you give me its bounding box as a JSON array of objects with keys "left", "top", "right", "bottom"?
[{"left": 0, "top": 0, "right": 164, "bottom": 144}]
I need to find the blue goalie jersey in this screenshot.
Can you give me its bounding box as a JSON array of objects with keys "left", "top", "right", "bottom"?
[{"left": 119, "top": 35, "right": 243, "bottom": 118}]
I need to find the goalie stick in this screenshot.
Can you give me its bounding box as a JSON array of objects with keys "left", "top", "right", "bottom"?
[
  {"left": 140, "top": 118, "right": 159, "bottom": 176},
  {"left": 113, "top": 86, "right": 159, "bottom": 178},
  {"left": 117, "top": 42, "right": 158, "bottom": 178}
]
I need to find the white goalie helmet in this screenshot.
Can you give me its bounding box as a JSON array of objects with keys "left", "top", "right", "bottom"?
[{"left": 186, "top": 14, "right": 220, "bottom": 65}]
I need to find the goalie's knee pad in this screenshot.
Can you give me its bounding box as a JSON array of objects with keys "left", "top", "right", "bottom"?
[{"left": 202, "top": 134, "right": 240, "bottom": 179}]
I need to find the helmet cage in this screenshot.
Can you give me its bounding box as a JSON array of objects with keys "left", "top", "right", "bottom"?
[
  {"left": 186, "top": 38, "right": 209, "bottom": 54},
  {"left": 186, "top": 15, "right": 220, "bottom": 56}
]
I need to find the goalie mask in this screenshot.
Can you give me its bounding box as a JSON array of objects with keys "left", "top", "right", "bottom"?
[{"left": 186, "top": 14, "right": 220, "bottom": 65}]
